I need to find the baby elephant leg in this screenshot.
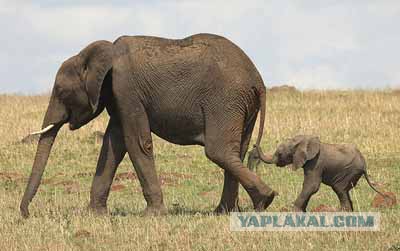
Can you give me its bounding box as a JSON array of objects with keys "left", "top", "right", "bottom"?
[
  {"left": 293, "top": 172, "right": 321, "bottom": 212},
  {"left": 332, "top": 187, "right": 353, "bottom": 211},
  {"left": 332, "top": 169, "right": 364, "bottom": 211}
]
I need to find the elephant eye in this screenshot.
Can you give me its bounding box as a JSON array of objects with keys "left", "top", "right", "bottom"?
[
  {"left": 56, "top": 87, "right": 66, "bottom": 98},
  {"left": 58, "top": 88, "right": 69, "bottom": 99},
  {"left": 83, "top": 63, "right": 90, "bottom": 73},
  {"left": 76, "top": 63, "right": 88, "bottom": 82}
]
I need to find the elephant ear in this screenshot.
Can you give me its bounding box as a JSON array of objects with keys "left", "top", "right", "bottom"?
[
  {"left": 292, "top": 136, "right": 320, "bottom": 170},
  {"left": 79, "top": 40, "right": 113, "bottom": 113}
]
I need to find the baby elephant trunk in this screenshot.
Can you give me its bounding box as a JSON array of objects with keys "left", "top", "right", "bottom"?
[{"left": 247, "top": 145, "right": 275, "bottom": 171}]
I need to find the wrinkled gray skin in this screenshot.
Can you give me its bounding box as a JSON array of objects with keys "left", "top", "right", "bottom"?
[
  {"left": 20, "top": 33, "right": 278, "bottom": 218},
  {"left": 250, "top": 135, "right": 385, "bottom": 212}
]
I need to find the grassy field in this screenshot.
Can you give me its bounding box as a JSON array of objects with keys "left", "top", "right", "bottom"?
[{"left": 0, "top": 89, "right": 399, "bottom": 250}]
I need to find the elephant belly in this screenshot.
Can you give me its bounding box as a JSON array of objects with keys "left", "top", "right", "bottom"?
[{"left": 148, "top": 108, "right": 205, "bottom": 146}]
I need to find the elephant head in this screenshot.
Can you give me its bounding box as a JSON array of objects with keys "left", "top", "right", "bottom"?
[
  {"left": 271, "top": 135, "right": 320, "bottom": 170},
  {"left": 20, "top": 40, "right": 114, "bottom": 218},
  {"left": 248, "top": 135, "right": 321, "bottom": 171}
]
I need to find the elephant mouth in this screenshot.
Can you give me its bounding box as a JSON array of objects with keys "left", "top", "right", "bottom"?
[
  {"left": 68, "top": 111, "right": 96, "bottom": 131},
  {"left": 69, "top": 123, "right": 78, "bottom": 130},
  {"left": 272, "top": 156, "right": 285, "bottom": 167},
  {"left": 69, "top": 119, "right": 85, "bottom": 130},
  {"left": 275, "top": 159, "right": 289, "bottom": 167},
  {"left": 274, "top": 155, "right": 293, "bottom": 167},
  {"left": 67, "top": 114, "right": 82, "bottom": 131}
]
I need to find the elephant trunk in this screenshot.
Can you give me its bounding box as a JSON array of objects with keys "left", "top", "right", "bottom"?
[
  {"left": 255, "top": 146, "right": 275, "bottom": 164},
  {"left": 20, "top": 126, "right": 61, "bottom": 217},
  {"left": 247, "top": 145, "right": 276, "bottom": 171},
  {"left": 20, "top": 93, "right": 68, "bottom": 218}
]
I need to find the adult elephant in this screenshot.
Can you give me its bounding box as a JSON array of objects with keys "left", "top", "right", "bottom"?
[{"left": 20, "top": 33, "right": 277, "bottom": 218}]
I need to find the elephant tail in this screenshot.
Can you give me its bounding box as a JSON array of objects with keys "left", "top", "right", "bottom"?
[
  {"left": 247, "top": 87, "right": 274, "bottom": 171},
  {"left": 359, "top": 153, "right": 388, "bottom": 198},
  {"left": 255, "top": 87, "right": 266, "bottom": 149},
  {"left": 363, "top": 171, "right": 388, "bottom": 198}
]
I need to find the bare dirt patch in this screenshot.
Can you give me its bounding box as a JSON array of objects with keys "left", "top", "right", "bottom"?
[
  {"left": 158, "top": 171, "right": 193, "bottom": 187},
  {"left": 311, "top": 204, "right": 338, "bottom": 212},
  {"left": 111, "top": 183, "right": 126, "bottom": 192},
  {"left": 0, "top": 172, "right": 26, "bottom": 183},
  {"left": 73, "top": 229, "right": 91, "bottom": 239},
  {"left": 114, "top": 172, "right": 137, "bottom": 181},
  {"left": 198, "top": 190, "right": 218, "bottom": 198},
  {"left": 371, "top": 191, "right": 397, "bottom": 208},
  {"left": 72, "top": 172, "right": 93, "bottom": 178},
  {"left": 279, "top": 207, "right": 290, "bottom": 212},
  {"left": 51, "top": 180, "right": 81, "bottom": 193},
  {"left": 0, "top": 171, "right": 24, "bottom": 180}
]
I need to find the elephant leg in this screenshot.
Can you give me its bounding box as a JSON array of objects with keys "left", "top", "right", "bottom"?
[
  {"left": 118, "top": 105, "right": 166, "bottom": 216},
  {"left": 214, "top": 112, "right": 257, "bottom": 214},
  {"left": 89, "top": 117, "right": 126, "bottom": 214},
  {"left": 332, "top": 169, "right": 362, "bottom": 211},
  {"left": 293, "top": 174, "right": 321, "bottom": 212},
  {"left": 214, "top": 171, "right": 240, "bottom": 214},
  {"left": 205, "top": 113, "right": 276, "bottom": 211},
  {"left": 333, "top": 186, "right": 354, "bottom": 211}
]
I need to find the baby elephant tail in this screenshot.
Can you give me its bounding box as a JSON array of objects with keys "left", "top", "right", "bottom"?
[{"left": 363, "top": 171, "right": 388, "bottom": 198}]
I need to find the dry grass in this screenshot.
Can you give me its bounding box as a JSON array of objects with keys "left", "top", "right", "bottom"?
[{"left": 0, "top": 90, "right": 399, "bottom": 250}]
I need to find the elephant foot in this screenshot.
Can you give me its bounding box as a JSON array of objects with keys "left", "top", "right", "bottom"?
[
  {"left": 253, "top": 190, "right": 278, "bottom": 211},
  {"left": 292, "top": 206, "right": 304, "bottom": 212},
  {"left": 88, "top": 204, "right": 108, "bottom": 215},
  {"left": 143, "top": 205, "right": 168, "bottom": 216},
  {"left": 340, "top": 207, "right": 353, "bottom": 212},
  {"left": 20, "top": 204, "right": 30, "bottom": 219},
  {"left": 214, "top": 202, "right": 241, "bottom": 215}
]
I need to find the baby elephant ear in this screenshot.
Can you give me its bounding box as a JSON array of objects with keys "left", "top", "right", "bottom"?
[{"left": 293, "top": 136, "right": 320, "bottom": 170}]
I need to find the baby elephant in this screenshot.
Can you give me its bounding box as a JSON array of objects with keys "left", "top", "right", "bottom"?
[{"left": 248, "top": 135, "right": 385, "bottom": 212}]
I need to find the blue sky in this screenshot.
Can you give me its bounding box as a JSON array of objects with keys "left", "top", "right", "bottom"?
[{"left": 0, "top": 1, "right": 399, "bottom": 94}]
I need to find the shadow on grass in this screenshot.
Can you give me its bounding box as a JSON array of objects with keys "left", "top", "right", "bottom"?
[
  {"left": 110, "top": 207, "right": 211, "bottom": 217},
  {"left": 110, "top": 203, "right": 256, "bottom": 217},
  {"left": 169, "top": 204, "right": 211, "bottom": 216}
]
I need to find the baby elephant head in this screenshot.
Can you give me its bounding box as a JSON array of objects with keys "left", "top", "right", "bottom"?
[{"left": 273, "top": 135, "right": 320, "bottom": 170}]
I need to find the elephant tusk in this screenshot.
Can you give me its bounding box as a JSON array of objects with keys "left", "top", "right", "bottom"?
[{"left": 30, "top": 124, "right": 55, "bottom": 135}]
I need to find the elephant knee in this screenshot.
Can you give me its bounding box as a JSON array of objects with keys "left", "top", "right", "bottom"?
[
  {"left": 306, "top": 183, "right": 321, "bottom": 195},
  {"left": 205, "top": 146, "right": 223, "bottom": 164},
  {"left": 205, "top": 147, "right": 241, "bottom": 170},
  {"left": 139, "top": 137, "right": 153, "bottom": 157}
]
